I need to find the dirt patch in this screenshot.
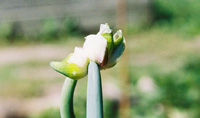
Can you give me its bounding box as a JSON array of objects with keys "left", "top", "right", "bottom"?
[{"left": 0, "top": 45, "right": 71, "bottom": 66}]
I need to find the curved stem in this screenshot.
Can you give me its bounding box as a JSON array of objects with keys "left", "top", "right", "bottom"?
[
  {"left": 61, "top": 77, "right": 77, "bottom": 118},
  {"left": 87, "top": 62, "right": 103, "bottom": 118}
]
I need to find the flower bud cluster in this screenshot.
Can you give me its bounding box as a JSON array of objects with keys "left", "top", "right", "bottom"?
[{"left": 50, "top": 23, "right": 125, "bottom": 79}]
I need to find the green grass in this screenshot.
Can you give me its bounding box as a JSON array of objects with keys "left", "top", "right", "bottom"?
[
  {"left": 0, "top": 60, "right": 61, "bottom": 98},
  {"left": 29, "top": 107, "right": 60, "bottom": 118}
]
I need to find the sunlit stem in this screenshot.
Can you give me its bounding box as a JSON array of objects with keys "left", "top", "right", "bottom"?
[
  {"left": 87, "top": 62, "right": 103, "bottom": 118},
  {"left": 61, "top": 77, "right": 77, "bottom": 118}
]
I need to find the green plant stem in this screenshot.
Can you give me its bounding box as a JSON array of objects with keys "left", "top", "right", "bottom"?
[
  {"left": 87, "top": 62, "right": 103, "bottom": 118},
  {"left": 61, "top": 77, "right": 77, "bottom": 118}
]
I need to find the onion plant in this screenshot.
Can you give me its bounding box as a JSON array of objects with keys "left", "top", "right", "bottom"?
[{"left": 50, "top": 23, "right": 125, "bottom": 118}]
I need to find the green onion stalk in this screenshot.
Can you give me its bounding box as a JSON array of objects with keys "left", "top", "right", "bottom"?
[
  {"left": 60, "top": 77, "right": 77, "bottom": 118},
  {"left": 87, "top": 62, "right": 103, "bottom": 118}
]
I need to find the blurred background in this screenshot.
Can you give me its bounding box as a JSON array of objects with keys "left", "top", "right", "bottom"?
[{"left": 0, "top": 0, "right": 200, "bottom": 118}]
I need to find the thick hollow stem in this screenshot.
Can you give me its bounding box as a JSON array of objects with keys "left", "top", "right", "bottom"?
[
  {"left": 60, "top": 77, "right": 77, "bottom": 118},
  {"left": 87, "top": 62, "right": 103, "bottom": 118}
]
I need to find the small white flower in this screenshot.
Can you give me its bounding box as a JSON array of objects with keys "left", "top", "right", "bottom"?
[
  {"left": 50, "top": 47, "right": 89, "bottom": 79},
  {"left": 97, "top": 23, "right": 112, "bottom": 35},
  {"left": 68, "top": 47, "right": 88, "bottom": 67},
  {"left": 83, "top": 34, "right": 107, "bottom": 64}
]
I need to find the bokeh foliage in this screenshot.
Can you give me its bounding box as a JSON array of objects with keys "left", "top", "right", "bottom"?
[{"left": 152, "top": 0, "right": 200, "bottom": 35}]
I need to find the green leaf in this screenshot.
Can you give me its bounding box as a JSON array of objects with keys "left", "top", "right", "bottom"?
[{"left": 103, "top": 39, "right": 125, "bottom": 69}]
